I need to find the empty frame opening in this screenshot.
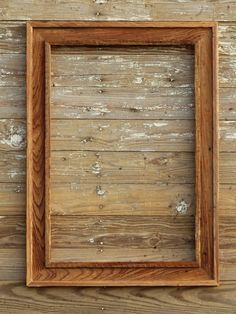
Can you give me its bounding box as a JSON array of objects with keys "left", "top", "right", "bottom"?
[{"left": 46, "top": 45, "right": 196, "bottom": 265}]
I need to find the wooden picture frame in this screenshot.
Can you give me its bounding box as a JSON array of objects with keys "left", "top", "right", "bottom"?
[{"left": 27, "top": 21, "right": 219, "bottom": 286}]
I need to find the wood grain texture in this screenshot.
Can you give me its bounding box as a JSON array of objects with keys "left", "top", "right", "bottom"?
[
  {"left": 0, "top": 281, "right": 236, "bottom": 314},
  {"left": 0, "top": 213, "right": 235, "bottom": 280},
  {"left": 0, "top": 0, "right": 235, "bottom": 308},
  {"left": 0, "top": 2, "right": 215, "bottom": 21},
  {"left": 51, "top": 119, "right": 195, "bottom": 152},
  {"left": 26, "top": 22, "right": 218, "bottom": 286},
  {"left": 50, "top": 215, "right": 195, "bottom": 263},
  {"left": 50, "top": 183, "right": 195, "bottom": 216},
  {"left": 0, "top": 151, "right": 25, "bottom": 182},
  {"left": 0, "top": 119, "right": 25, "bottom": 150},
  {"left": 0, "top": 183, "right": 25, "bottom": 215},
  {"left": 0, "top": 88, "right": 25, "bottom": 118}
]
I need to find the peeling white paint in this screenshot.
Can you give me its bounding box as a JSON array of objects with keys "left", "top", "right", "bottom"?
[
  {"left": 224, "top": 133, "right": 236, "bottom": 139},
  {"left": 9, "top": 172, "right": 18, "bottom": 179},
  {"left": 91, "top": 161, "right": 102, "bottom": 174},
  {"left": 133, "top": 77, "right": 143, "bottom": 84},
  {"left": 176, "top": 200, "right": 190, "bottom": 214},
  {"left": 96, "top": 185, "right": 106, "bottom": 196},
  {"left": 94, "top": 0, "right": 108, "bottom": 3},
  {"left": 0, "top": 122, "right": 25, "bottom": 149},
  {"left": 143, "top": 122, "right": 168, "bottom": 128}
]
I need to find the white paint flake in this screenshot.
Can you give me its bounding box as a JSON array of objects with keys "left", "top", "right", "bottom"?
[
  {"left": 91, "top": 162, "right": 102, "bottom": 175},
  {"left": 176, "top": 200, "right": 190, "bottom": 214},
  {"left": 133, "top": 77, "right": 143, "bottom": 84},
  {"left": 0, "top": 122, "right": 26, "bottom": 149},
  {"left": 96, "top": 185, "right": 106, "bottom": 196}
]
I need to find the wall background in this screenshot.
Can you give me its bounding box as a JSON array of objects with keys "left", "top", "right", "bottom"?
[{"left": 0, "top": 1, "right": 236, "bottom": 313}]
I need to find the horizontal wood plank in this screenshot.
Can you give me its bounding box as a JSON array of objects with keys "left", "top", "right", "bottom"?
[
  {"left": 220, "top": 153, "right": 236, "bottom": 184},
  {"left": 0, "top": 281, "right": 236, "bottom": 314},
  {"left": 50, "top": 183, "right": 195, "bottom": 216},
  {"left": 0, "top": 151, "right": 25, "bottom": 183},
  {"left": 51, "top": 120, "right": 195, "bottom": 152},
  {"left": 50, "top": 215, "right": 195, "bottom": 263},
  {"left": 0, "top": 88, "right": 25, "bottom": 119},
  {"left": 0, "top": 1, "right": 214, "bottom": 21},
  {"left": 0, "top": 54, "right": 25, "bottom": 87},
  {"left": 0, "top": 249, "right": 25, "bottom": 281},
  {"left": 51, "top": 151, "right": 195, "bottom": 184},
  {"left": 0, "top": 183, "right": 25, "bottom": 215},
  {"left": 0, "top": 216, "right": 25, "bottom": 247},
  {"left": 0, "top": 22, "right": 25, "bottom": 53}
]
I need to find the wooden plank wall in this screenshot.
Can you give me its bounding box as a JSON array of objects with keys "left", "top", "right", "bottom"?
[
  {"left": 0, "top": 0, "right": 236, "bottom": 312},
  {"left": 49, "top": 45, "right": 196, "bottom": 264}
]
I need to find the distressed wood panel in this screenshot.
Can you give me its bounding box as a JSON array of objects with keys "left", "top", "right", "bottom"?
[
  {"left": 51, "top": 120, "right": 195, "bottom": 152},
  {"left": 50, "top": 183, "right": 195, "bottom": 216},
  {"left": 0, "top": 119, "right": 25, "bottom": 151},
  {"left": 0, "top": 281, "right": 236, "bottom": 314},
  {"left": 0, "top": 0, "right": 233, "bottom": 309},
  {"left": 220, "top": 153, "right": 236, "bottom": 184},
  {"left": 220, "top": 88, "right": 236, "bottom": 120},
  {"left": 51, "top": 47, "right": 194, "bottom": 78},
  {"left": 0, "top": 22, "right": 25, "bottom": 53},
  {"left": 215, "top": 2, "right": 236, "bottom": 21},
  {"left": 0, "top": 87, "right": 25, "bottom": 118},
  {"left": 219, "top": 184, "right": 236, "bottom": 216},
  {"left": 0, "top": 183, "right": 25, "bottom": 215},
  {"left": 219, "top": 24, "right": 236, "bottom": 56},
  {"left": 51, "top": 87, "right": 194, "bottom": 120},
  {"left": 51, "top": 151, "right": 195, "bottom": 184},
  {"left": 0, "top": 54, "right": 25, "bottom": 87},
  {"left": 50, "top": 215, "right": 195, "bottom": 263},
  {"left": 0, "top": 249, "right": 25, "bottom": 281},
  {"left": 220, "top": 121, "right": 236, "bottom": 151},
  {"left": 0, "top": 213, "right": 235, "bottom": 280},
  {"left": 0, "top": 216, "right": 25, "bottom": 247},
  {"left": 0, "top": 151, "right": 25, "bottom": 183},
  {"left": 0, "top": 1, "right": 214, "bottom": 21}
]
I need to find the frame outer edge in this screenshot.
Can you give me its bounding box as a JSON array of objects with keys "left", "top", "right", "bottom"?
[
  {"left": 212, "top": 23, "right": 219, "bottom": 285},
  {"left": 26, "top": 21, "right": 33, "bottom": 286},
  {"left": 26, "top": 22, "right": 219, "bottom": 286}
]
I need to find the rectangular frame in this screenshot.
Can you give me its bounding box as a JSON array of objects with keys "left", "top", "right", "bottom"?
[{"left": 27, "top": 21, "right": 219, "bottom": 286}]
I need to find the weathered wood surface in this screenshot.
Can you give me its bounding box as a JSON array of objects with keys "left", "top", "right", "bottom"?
[
  {"left": 0, "top": 87, "right": 25, "bottom": 118},
  {"left": 0, "top": 151, "right": 25, "bottom": 182},
  {"left": 0, "top": 183, "right": 25, "bottom": 215},
  {"left": 0, "top": 249, "right": 25, "bottom": 281},
  {"left": 0, "top": 5, "right": 235, "bottom": 311},
  {"left": 0, "top": 216, "right": 25, "bottom": 247},
  {"left": 51, "top": 119, "right": 195, "bottom": 152},
  {"left": 51, "top": 151, "right": 195, "bottom": 184},
  {"left": 0, "top": 1, "right": 216, "bottom": 21},
  {"left": 50, "top": 183, "right": 195, "bottom": 216},
  {"left": 0, "top": 119, "right": 25, "bottom": 150},
  {"left": 0, "top": 214, "right": 236, "bottom": 279},
  {"left": 50, "top": 215, "right": 195, "bottom": 263},
  {"left": 0, "top": 281, "right": 236, "bottom": 314}
]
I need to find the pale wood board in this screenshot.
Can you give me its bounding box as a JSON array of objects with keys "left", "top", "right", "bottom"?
[
  {"left": 50, "top": 151, "right": 195, "bottom": 184},
  {"left": 50, "top": 215, "right": 195, "bottom": 263},
  {"left": 51, "top": 119, "right": 195, "bottom": 152},
  {"left": 0, "top": 281, "right": 235, "bottom": 314},
  {"left": 50, "top": 182, "right": 195, "bottom": 216}
]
